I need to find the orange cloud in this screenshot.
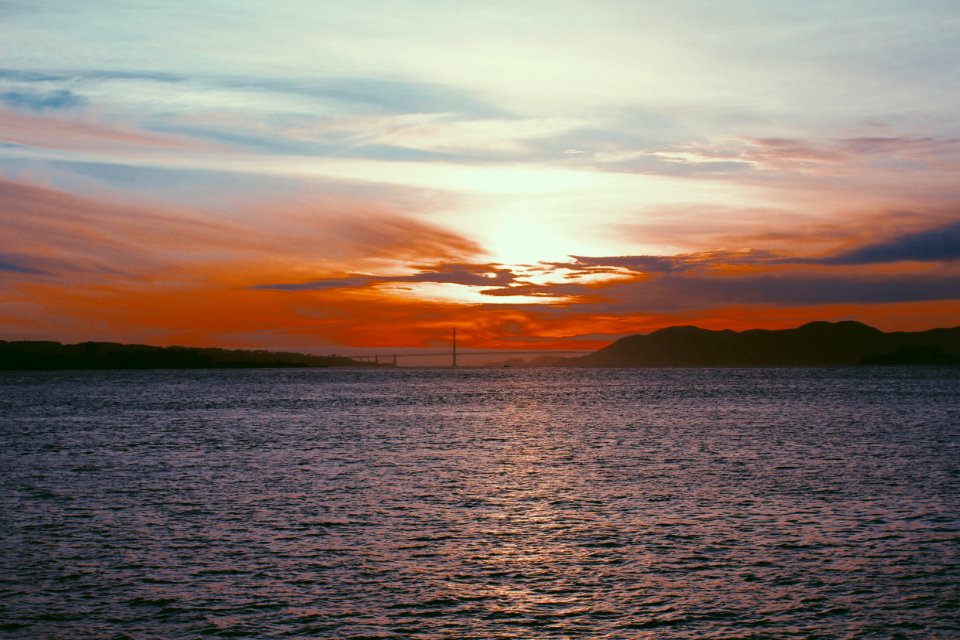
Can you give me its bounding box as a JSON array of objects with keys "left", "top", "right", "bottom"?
[
  {"left": 0, "top": 176, "right": 495, "bottom": 347},
  {"left": 0, "top": 176, "right": 484, "bottom": 287},
  {"left": 0, "top": 177, "right": 255, "bottom": 285},
  {"left": 2, "top": 175, "right": 958, "bottom": 353},
  {"left": 5, "top": 271, "right": 958, "bottom": 355}
]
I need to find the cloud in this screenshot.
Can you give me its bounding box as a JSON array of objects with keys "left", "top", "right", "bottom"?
[
  {"left": 268, "top": 77, "right": 499, "bottom": 116},
  {"left": 0, "top": 89, "right": 84, "bottom": 111},
  {"left": 399, "top": 265, "right": 515, "bottom": 286},
  {"left": 357, "top": 114, "right": 583, "bottom": 154},
  {"left": 0, "top": 106, "right": 202, "bottom": 154},
  {"left": 553, "top": 270, "right": 960, "bottom": 315},
  {"left": 478, "top": 243, "right": 960, "bottom": 313},
  {"left": 740, "top": 136, "right": 960, "bottom": 172},
  {"left": 1, "top": 2, "right": 959, "bottom": 347},
  {"left": 679, "top": 272, "right": 960, "bottom": 307},
  {"left": 255, "top": 277, "right": 371, "bottom": 292},
  {"left": 0, "top": 254, "right": 45, "bottom": 274},
  {"left": 815, "top": 221, "right": 960, "bottom": 264},
  {"left": 0, "top": 66, "right": 499, "bottom": 118},
  {"left": 315, "top": 215, "right": 482, "bottom": 263},
  {"left": 836, "top": 136, "right": 960, "bottom": 157},
  {"left": 253, "top": 263, "right": 514, "bottom": 292},
  {"left": 0, "top": 176, "right": 250, "bottom": 283},
  {"left": 3, "top": 176, "right": 956, "bottom": 348},
  {"left": 560, "top": 250, "right": 777, "bottom": 275},
  {"left": 0, "top": 67, "right": 160, "bottom": 87},
  {"left": 246, "top": 221, "right": 960, "bottom": 311},
  {"left": 0, "top": 67, "right": 509, "bottom": 165},
  {"left": 561, "top": 218, "right": 960, "bottom": 277},
  {"left": 610, "top": 135, "right": 960, "bottom": 178},
  {"left": 0, "top": 175, "right": 486, "bottom": 296},
  {"left": 478, "top": 282, "right": 595, "bottom": 299}
]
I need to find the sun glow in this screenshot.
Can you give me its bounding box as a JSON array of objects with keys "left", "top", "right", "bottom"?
[
  {"left": 2, "top": 1, "right": 959, "bottom": 349},
  {"left": 378, "top": 281, "right": 571, "bottom": 305}
]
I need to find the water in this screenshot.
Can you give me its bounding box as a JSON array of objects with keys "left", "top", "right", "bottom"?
[{"left": 1, "top": 367, "right": 958, "bottom": 638}]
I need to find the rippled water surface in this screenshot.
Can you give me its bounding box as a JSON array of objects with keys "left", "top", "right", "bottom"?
[{"left": 2, "top": 367, "right": 958, "bottom": 638}]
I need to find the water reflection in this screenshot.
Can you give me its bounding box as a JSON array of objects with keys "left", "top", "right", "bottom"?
[{"left": 1, "top": 367, "right": 957, "bottom": 638}]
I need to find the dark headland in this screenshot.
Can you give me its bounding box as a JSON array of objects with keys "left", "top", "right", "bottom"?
[
  {"left": 0, "top": 340, "right": 377, "bottom": 370},
  {"left": 560, "top": 321, "right": 960, "bottom": 367},
  {"left": 3, "top": 321, "right": 960, "bottom": 370}
]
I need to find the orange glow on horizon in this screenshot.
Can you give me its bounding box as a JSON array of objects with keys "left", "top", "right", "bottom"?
[{"left": 5, "top": 273, "right": 958, "bottom": 355}]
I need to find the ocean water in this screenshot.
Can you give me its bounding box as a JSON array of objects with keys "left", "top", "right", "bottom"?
[{"left": 1, "top": 367, "right": 958, "bottom": 639}]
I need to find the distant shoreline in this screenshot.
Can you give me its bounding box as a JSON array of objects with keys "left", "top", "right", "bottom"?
[
  {"left": 0, "top": 340, "right": 381, "bottom": 371},
  {"left": 3, "top": 320, "right": 960, "bottom": 370}
]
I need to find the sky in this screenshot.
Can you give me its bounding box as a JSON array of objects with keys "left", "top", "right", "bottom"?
[{"left": 2, "top": 0, "right": 959, "bottom": 356}]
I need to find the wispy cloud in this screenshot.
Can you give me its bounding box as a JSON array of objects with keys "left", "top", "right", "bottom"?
[
  {"left": 0, "top": 107, "right": 205, "bottom": 154},
  {"left": 558, "top": 250, "right": 778, "bottom": 275},
  {"left": 0, "top": 176, "right": 248, "bottom": 283},
  {"left": 615, "top": 135, "right": 960, "bottom": 176},
  {"left": 0, "top": 88, "right": 84, "bottom": 111},
  {"left": 0, "top": 253, "right": 46, "bottom": 274},
  {"left": 0, "top": 176, "right": 483, "bottom": 289},
  {"left": 254, "top": 263, "right": 515, "bottom": 292}
]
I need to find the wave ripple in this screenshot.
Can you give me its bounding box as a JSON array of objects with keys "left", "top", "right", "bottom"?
[{"left": 1, "top": 367, "right": 958, "bottom": 638}]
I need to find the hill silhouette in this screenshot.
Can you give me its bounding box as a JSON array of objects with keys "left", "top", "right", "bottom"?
[
  {"left": 0, "top": 340, "right": 377, "bottom": 370},
  {"left": 561, "top": 321, "right": 960, "bottom": 367}
]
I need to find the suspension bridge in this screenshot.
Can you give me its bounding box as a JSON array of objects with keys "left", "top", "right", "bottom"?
[
  {"left": 349, "top": 350, "right": 593, "bottom": 367},
  {"left": 345, "top": 328, "right": 593, "bottom": 367}
]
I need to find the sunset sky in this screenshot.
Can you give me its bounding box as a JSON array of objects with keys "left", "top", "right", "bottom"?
[{"left": 2, "top": 1, "right": 959, "bottom": 355}]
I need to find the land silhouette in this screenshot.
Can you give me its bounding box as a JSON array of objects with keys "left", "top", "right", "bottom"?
[
  {"left": 560, "top": 321, "right": 960, "bottom": 367},
  {"left": 0, "top": 341, "right": 376, "bottom": 370},
  {"left": 2, "top": 321, "right": 959, "bottom": 370}
]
